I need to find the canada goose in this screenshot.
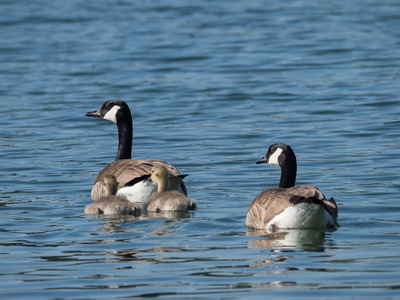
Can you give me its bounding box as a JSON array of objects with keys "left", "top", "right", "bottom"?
[
  {"left": 85, "top": 175, "right": 141, "bottom": 216},
  {"left": 246, "top": 143, "right": 338, "bottom": 232},
  {"left": 143, "top": 165, "right": 197, "bottom": 212},
  {"left": 86, "top": 99, "right": 187, "bottom": 203}
]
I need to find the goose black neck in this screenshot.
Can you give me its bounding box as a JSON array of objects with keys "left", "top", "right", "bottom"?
[
  {"left": 279, "top": 155, "right": 297, "bottom": 188},
  {"left": 115, "top": 112, "right": 132, "bottom": 161}
]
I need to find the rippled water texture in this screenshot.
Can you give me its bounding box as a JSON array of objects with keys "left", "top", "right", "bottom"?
[{"left": 1, "top": 1, "right": 400, "bottom": 299}]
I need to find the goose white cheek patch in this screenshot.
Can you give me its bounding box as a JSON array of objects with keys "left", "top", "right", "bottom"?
[
  {"left": 268, "top": 148, "right": 283, "bottom": 166},
  {"left": 103, "top": 105, "right": 121, "bottom": 124}
]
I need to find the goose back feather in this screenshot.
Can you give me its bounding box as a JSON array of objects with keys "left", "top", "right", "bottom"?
[
  {"left": 246, "top": 185, "right": 337, "bottom": 230},
  {"left": 91, "top": 159, "right": 187, "bottom": 200}
]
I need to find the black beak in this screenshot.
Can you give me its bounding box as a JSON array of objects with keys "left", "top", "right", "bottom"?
[
  {"left": 256, "top": 156, "right": 268, "bottom": 164},
  {"left": 86, "top": 109, "right": 102, "bottom": 118}
]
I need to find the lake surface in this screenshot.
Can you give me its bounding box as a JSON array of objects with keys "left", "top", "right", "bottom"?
[{"left": 1, "top": 0, "right": 400, "bottom": 299}]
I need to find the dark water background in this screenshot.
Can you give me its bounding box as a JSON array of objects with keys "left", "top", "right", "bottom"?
[{"left": 1, "top": 1, "right": 400, "bottom": 299}]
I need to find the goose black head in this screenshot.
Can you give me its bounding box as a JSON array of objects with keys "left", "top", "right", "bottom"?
[
  {"left": 257, "top": 143, "right": 296, "bottom": 167},
  {"left": 86, "top": 99, "right": 131, "bottom": 125}
]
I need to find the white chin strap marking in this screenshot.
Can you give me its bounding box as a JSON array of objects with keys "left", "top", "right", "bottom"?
[
  {"left": 103, "top": 105, "right": 121, "bottom": 124},
  {"left": 268, "top": 148, "right": 283, "bottom": 166}
]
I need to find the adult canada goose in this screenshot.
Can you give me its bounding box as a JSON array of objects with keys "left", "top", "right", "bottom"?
[
  {"left": 85, "top": 175, "right": 141, "bottom": 216},
  {"left": 246, "top": 143, "right": 338, "bottom": 232},
  {"left": 86, "top": 99, "right": 187, "bottom": 203},
  {"left": 143, "top": 165, "right": 197, "bottom": 212}
]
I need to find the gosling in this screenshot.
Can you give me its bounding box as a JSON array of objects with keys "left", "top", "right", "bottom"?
[
  {"left": 85, "top": 175, "right": 141, "bottom": 216},
  {"left": 143, "top": 165, "right": 197, "bottom": 213}
]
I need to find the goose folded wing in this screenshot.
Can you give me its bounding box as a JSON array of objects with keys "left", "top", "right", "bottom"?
[
  {"left": 91, "top": 159, "right": 187, "bottom": 200},
  {"left": 287, "top": 185, "right": 338, "bottom": 222},
  {"left": 247, "top": 188, "right": 297, "bottom": 227}
]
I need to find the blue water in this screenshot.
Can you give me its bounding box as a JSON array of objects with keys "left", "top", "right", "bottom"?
[{"left": 1, "top": 1, "right": 400, "bottom": 299}]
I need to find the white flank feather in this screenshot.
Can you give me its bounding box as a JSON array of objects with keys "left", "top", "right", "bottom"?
[
  {"left": 268, "top": 203, "right": 333, "bottom": 232},
  {"left": 117, "top": 180, "right": 158, "bottom": 204}
]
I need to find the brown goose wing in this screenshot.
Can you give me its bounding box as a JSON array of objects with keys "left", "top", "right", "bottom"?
[
  {"left": 286, "top": 185, "right": 325, "bottom": 201},
  {"left": 287, "top": 185, "right": 338, "bottom": 222},
  {"left": 246, "top": 188, "right": 300, "bottom": 229},
  {"left": 91, "top": 159, "right": 187, "bottom": 200}
]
